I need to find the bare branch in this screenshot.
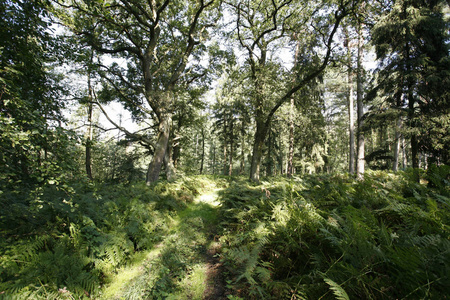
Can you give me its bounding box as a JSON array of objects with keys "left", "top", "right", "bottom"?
[{"left": 91, "top": 94, "right": 154, "bottom": 147}]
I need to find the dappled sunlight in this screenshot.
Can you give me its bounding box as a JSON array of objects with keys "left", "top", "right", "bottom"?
[
  {"left": 97, "top": 178, "right": 227, "bottom": 299},
  {"left": 100, "top": 247, "right": 163, "bottom": 300},
  {"left": 194, "top": 188, "right": 223, "bottom": 207}
]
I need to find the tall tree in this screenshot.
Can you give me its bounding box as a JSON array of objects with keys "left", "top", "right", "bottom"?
[
  {"left": 356, "top": 20, "right": 365, "bottom": 178},
  {"left": 343, "top": 27, "right": 356, "bottom": 174},
  {"left": 371, "top": 0, "right": 450, "bottom": 169},
  {"left": 227, "top": 0, "right": 357, "bottom": 182},
  {"left": 54, "top": 0, "right": 220, "bottom": 183}
]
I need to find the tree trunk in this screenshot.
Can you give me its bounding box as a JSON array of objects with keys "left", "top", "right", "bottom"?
[
  {"left": 288, "top": 37, "right": 300, "bottom": 178},
  {"left": 229, "top": 122, "right": 233, "bottom": 176},
  {"left": 267, "top": 129, "right": 273, "bottom": 176},
  {"left": 279, "top": 134, "right": 284, "bottom": 175},
  {"left": 402, "top": 136, "right": 407, "bottom": 169},
  {"left": 200, "top": 127, "right": 205, "bottom": 174},
  {"left": 223, "top": 140, "right": 228, "bottom": 175},
  {"left": 287, "top": 97, "right": 295, "bottom": 177},
  {"left": 146, "top": 115, "right": 171, "bottom": 184},
  {"left": 393, "top": 117, "right": 402, "bottom": 171},
  {"left": 250, "top": 122, "right": 267, "bottom": 183},
  {"left": 85, "top": 53, "right": 94, "bottom": 180},
  {"left": 240, "top": 125, "right": 245, "bottom": 174},
  {"left": 212, "top": 143, "right": 216, "bottom": 175},
  {"left": 356, "top": 22, "right": 365, "bottom": 179},
  {"left": 163, "top": 134, "right": 176, "bottom": 181},
  {"left": 347, "top": 44, "right": 355, "bottom": 175},
  {"left": 86, "top": 102, "right": 93, "bottom": 180}
]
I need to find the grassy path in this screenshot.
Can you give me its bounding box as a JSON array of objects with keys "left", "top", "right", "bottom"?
[{"left": 101, "top": 188, "right": 227, "bottom": 299}]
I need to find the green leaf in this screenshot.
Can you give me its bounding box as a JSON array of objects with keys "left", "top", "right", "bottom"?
[{"left": 324, "top": 278, "right": 350, "bottom": 300}]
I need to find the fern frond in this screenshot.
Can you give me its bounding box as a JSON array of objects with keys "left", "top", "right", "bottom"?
[{"left": 324, "top": 278, "right": 350, "bottom": 300}]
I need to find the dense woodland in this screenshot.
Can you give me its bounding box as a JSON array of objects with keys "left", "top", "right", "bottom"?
[{"left": 1, "top": 0, "right": 449, "bottom": 299}]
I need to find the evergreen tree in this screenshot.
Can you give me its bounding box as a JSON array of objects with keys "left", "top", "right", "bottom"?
[{"left": 371, "top": 0, "right": 450, "bottom": 168}]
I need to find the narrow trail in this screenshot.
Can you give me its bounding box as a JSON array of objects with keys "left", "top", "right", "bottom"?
[
  {"left": 101, "top": 187, "right": 228, "bottom": 299},
  {"left": 194, "top": 189, "right": 228, "bottom": 300}
]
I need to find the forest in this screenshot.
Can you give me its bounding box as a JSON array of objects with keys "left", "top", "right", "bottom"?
[{"left": 0, "top": 0, "right": 449, "bottom": 299}]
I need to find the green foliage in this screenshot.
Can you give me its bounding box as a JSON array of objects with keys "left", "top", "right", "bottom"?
[
  {"left": 0, "top": 176, "right": 209, "bottom": 299},
  {"left": 218, "top": 168, "right": 450, "bottom": 299},
  {"left": 0, "top": 0, "right": 76, "bottom": 188}
]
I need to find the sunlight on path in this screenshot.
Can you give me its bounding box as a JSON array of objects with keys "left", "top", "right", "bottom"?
[
  {"left": 100, "top": 246, "right": 163, "bottom": 299},
  {"left": 194, "top": 188, "right": 222, "bottom": 206},
  {"left": 100, "top": 186, "right": 225, "bottom": 299}
]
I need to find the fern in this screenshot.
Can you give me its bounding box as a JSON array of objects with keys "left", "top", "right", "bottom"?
[{"left": 323, "top": 278, "right": 350, "bottom": 300}]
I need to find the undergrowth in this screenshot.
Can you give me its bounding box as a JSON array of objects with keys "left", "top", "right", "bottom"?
[
  {"left": 217, "top": 166, "right": 449, "bottom": 299},
  {"left": 1, "top": 169, "right": 448, "bottom": 299},
  {"left": 0, "top": 175, "right": 216, "bottom": 299}
]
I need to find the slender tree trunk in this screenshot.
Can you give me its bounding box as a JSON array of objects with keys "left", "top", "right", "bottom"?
[
  {"left": 393, "top": 117, "right": 402, "bottom": 171},
  {"left": 146, "top": 115, "right": 171, "bottom": 184},
  {"left": 229, "top": 121, "right": 233, "bottom": 176},
  {"left": 402, "top": 136, "right": 407, "bottom": 169},
  {"left": 240, "top": 125, "right": 245, "bottom": 174},
  {"left": 212, "top": 143, "right": 216, "bottom": 175},
  {"left": 403, "top": 2, "right": 419, "bottom": 180},
  {"left": 223, "top": 140, "right": 228, "bottom": 175},
  {"left": 229, "top": 141, "right": 233, "bottom": 176},
  {"left": 288, "top": 37, "right": 300, "bottom": 178},
  {"left": 267, "top": 130, "right": 273, "bottom": 176},
  {"left": 86, "top": 60, "right": 94, "bottom": 180},
  {"left": 86, "top": 102, "right": 93, "bottom": 180},
  {"left": 288, "top": 97, "right": 295, "bottom": 177},
  {"left": 356, "top": 22, "right": 365, "bottom": 179},
  {"left": 279, "top": 134, "right": 284, "bottom": 175},
  {"left": 200, "top": 127, "right": 205, "bottom": 174},
  {"left": 346, "top": 37, "right": 355, "bottom": 175}
]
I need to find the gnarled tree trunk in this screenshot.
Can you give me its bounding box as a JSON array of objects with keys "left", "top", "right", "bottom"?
[{"left": 146, "top": 115, "right": 171, "bottom": 184}]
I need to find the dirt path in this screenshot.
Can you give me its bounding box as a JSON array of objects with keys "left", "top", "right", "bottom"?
[
  {"left": 101, "top": 187, "right": 228, "bottom": 299},
  {"left": 195, "top": 189, "right": 229, "bottom": 299}
]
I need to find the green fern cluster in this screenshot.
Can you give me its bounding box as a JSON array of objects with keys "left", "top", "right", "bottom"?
[
  {"left": 0, "top": 176, "right": 207, "bottom": 299},
  {"left": 218, "top": 166, "right": 450, "bottom": 299}
]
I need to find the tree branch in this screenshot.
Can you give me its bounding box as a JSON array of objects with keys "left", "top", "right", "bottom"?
[{"left": 264, "top": 3, "right": 348, "bottom": 129}]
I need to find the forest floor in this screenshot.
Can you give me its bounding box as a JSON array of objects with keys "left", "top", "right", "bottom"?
[{"left": 101, "top": 188, "right": 229, "bottom": 300}]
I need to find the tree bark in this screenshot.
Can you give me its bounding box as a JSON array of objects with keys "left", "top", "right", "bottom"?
[
  {"left": 240, "top": 124, "right": 245, "bottom": 174},
  {"left": 212, "top": 143, "right": 216, "bottom": 175},
  {"left": 86, "top": 52, "right": 94, "bottom": 180},
  {"left": 229, "top": 121, "right": 233, "bottom": 176},
  {"left": 146, "top": 115, "right": 171, "bottom": 184},
  {"left": 393, "top": 117, "right": 402, "bottom": 171},
  {"left": 267, "top": 129, "right": 273, "bottom": 177},
  {"left": 163, "top": 148, "right": 176, "bottom": 181},
  {"left": 223, "top": 139, "right": 228, "bottom": 175},
  {"left": 356, "top": 22, "right": 365, "bottom": 179},
  {"left": 86, "top": 102, "right": 93, "bottom": 180},
  {"left": 287, "top": 97, "right": 295, "bottom": 177},
  {"left": 250, "top": 122, "right": 267, "bottom": 183},
  {"left": 200, "top": 127, "right": 205, "bottom": 174},
  {"left": 345, "top": 30, "right": 355, "bottom": 175}
]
